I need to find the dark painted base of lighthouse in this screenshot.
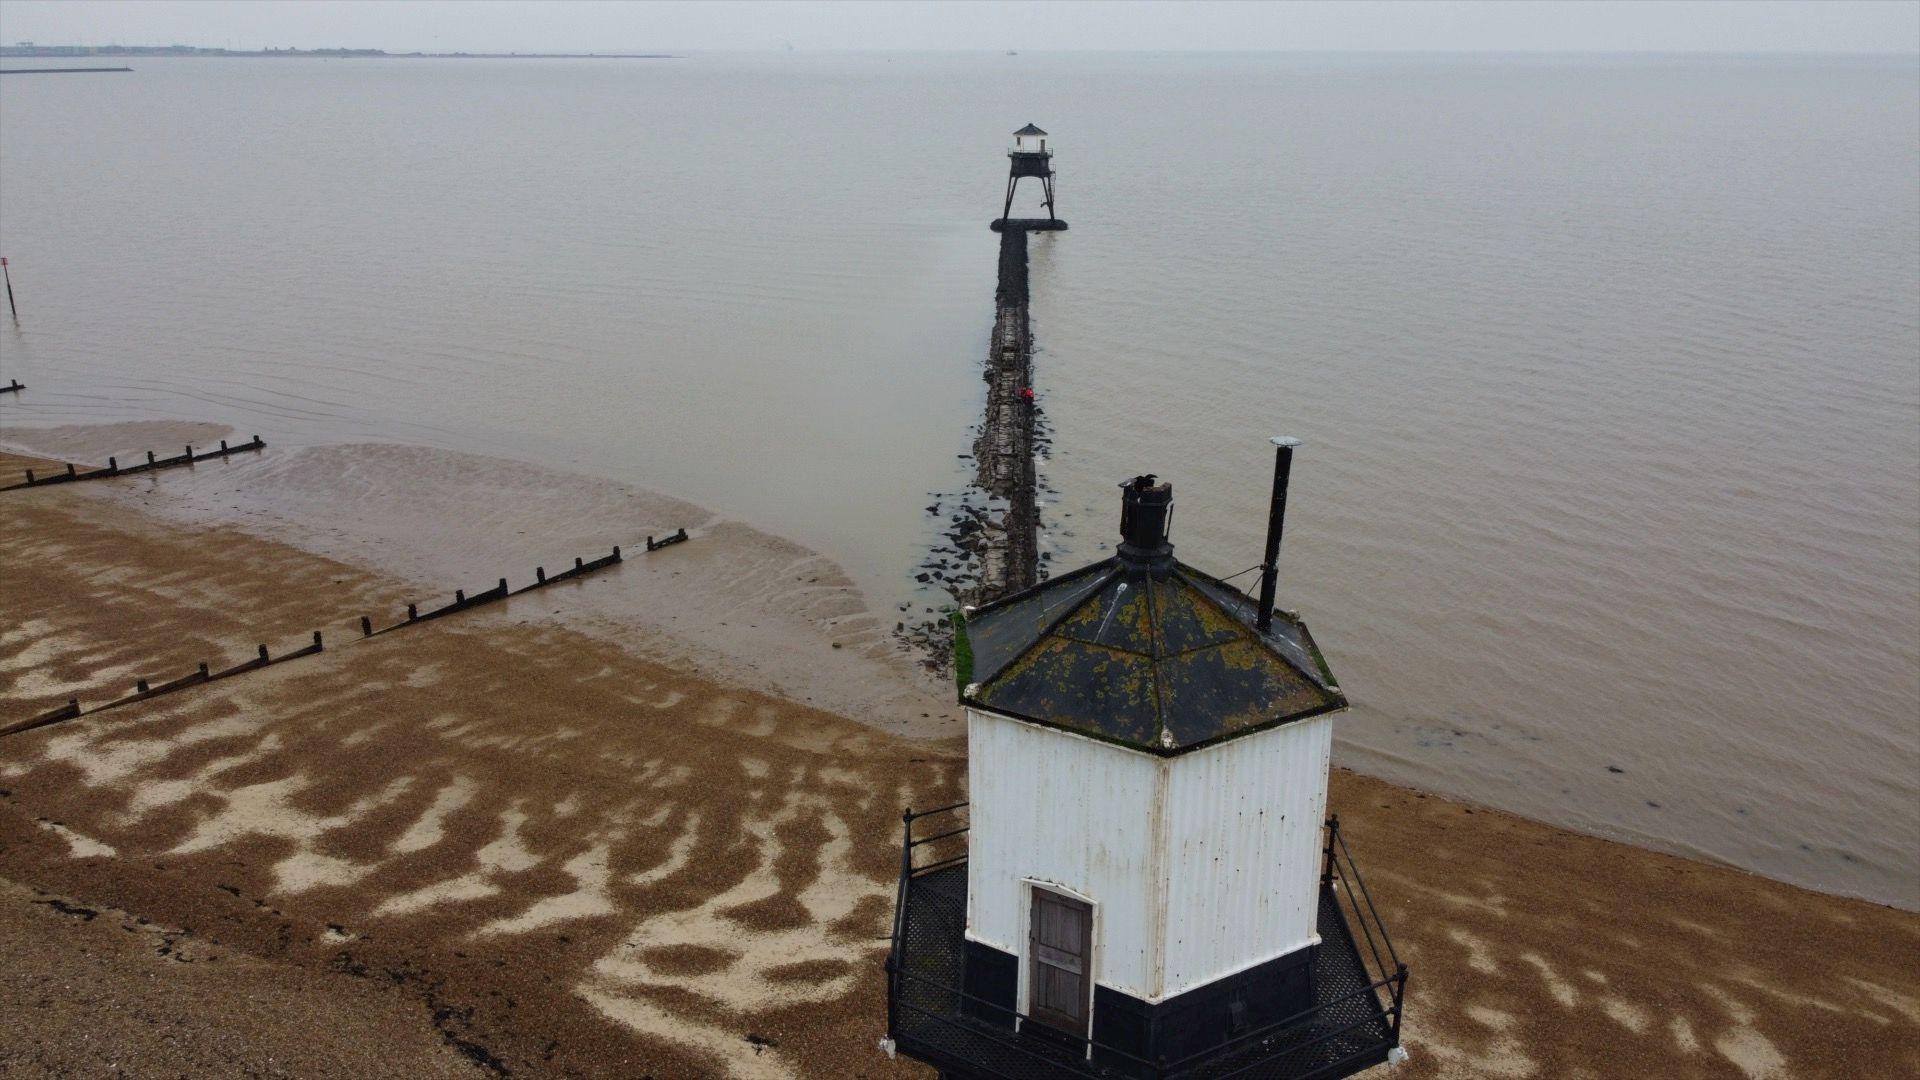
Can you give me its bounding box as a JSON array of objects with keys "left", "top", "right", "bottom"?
[
  {"left": 887, "top": 858, "right": 1401, "bottom": 1080},
  {"left": 961, "top": 938, "right": 1019, "bottom": 1026},
  {"left": 1107, "top": 948, "right": 1318, "bottom": 1066},
  {"left": 958, "top": 938, "right": 1316, "bottom": 1073}
]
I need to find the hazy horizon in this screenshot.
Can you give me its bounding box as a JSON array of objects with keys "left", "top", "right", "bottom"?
[{"left": 2, "top": 0, "right": 1916, "bottom": 56}]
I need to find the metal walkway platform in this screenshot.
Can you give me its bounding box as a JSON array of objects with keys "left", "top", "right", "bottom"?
[
  {"left": 992, "top": 217, "right": 1070, "bottom": 232},
  {"left": 885, "top": 818, "right": 1404, "bottom": 1080}
]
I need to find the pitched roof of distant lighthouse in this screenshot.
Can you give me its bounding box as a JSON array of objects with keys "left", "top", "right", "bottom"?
[
  {"left": 1013, "top": 123, "right": 1048, "bottom": 136},
  {"left": 959, "top": 476, "right": 1345, "bottom": 755}
]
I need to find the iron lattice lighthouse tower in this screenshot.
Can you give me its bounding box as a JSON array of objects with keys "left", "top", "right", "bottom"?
[
  {"left": 884, "top": 443, "right": 1409, "bottom": 1080},
  {"left": 998, "top": 123, "right": 1065, "bottom": 229}
]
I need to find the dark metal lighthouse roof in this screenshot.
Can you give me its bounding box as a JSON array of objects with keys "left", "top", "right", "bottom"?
[
  {"left": 958, "top": 477, "right": 1345, "bottom": 755},
  {"left": 1012, "top": 123, "right": 1048, "bottom": 136}
]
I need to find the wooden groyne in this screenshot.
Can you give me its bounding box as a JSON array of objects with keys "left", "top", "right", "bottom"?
[
  {"left": 1, "top": 436, "right": 265, "bottom": 492},
  {"left": 970, "top": 226, "right": 1041, "bottom": 599},
  {"left": 2, "top": 531, "right": 693, "bottom": 738},
  {"left": 3, "top": 633, "right": 326, "bottom": 738}
]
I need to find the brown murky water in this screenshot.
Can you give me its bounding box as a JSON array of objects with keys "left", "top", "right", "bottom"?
[{"left": 1, "top": 53, "right": 1915, "bottom": 907}]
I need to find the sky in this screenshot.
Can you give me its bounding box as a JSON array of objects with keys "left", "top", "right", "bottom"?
[{"left": 1, "top": 0, "right": 1915, "bottom": 55}]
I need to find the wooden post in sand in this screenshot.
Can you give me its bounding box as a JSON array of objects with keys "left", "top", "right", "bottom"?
[{"left": 1, "top": 257, "right": 15, "bottom": 320}]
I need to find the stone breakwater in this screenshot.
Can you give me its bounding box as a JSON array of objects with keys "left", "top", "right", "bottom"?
[
  {"left": 894, "top": 226, "right": 1052, "bottom": 672},
  {"left": 970, "top": 226, "right": 1041, "bottom": 600}
]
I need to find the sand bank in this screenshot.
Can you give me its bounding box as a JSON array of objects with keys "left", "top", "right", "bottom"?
[
  {"left": 0, "top": 425, "right": 954, "bottom": 738},
  {"left": 2, "top": 435, "right": 1918, "bottom": 1078},
  {"left": 1, "top": 488, "right": 961, "bottom": 1078}
]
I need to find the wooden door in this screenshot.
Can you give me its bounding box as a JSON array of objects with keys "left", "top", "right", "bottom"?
[{"left": 1028, "top": 887, "right": 1092, "bottom": 1039}]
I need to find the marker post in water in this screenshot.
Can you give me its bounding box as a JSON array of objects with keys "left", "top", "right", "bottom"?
[{"left": 1, "top": 257, "right": 14, "bottom": 320}]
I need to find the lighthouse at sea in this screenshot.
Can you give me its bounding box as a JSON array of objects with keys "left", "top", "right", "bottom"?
[
  {"left": 883, "top": 442, "right": 1409, "bottom": 1079},
  {"left": 994, "top": 123, "right": 1069, "bottom": 232}
]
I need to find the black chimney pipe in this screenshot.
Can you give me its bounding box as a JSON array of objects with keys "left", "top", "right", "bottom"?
[
  {"left": 1256, "top": 437, "right": 1300, "bottom": 632},
  {"left": 1118, "top": 474, "right": 1174, "bottom": 568}
]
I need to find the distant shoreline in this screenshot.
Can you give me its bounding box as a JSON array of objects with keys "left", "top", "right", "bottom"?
[{"left": 0, "top": 47, "right": 676, "bottom": 60}]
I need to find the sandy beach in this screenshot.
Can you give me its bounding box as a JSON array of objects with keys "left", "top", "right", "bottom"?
[{"left": 2, "top": 433, "right": 1918, "bottom": 1079}]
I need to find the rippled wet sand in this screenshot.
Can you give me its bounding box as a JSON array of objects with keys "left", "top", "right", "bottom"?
[
  {"left": 0, "top": 490, "right": 960, "bottom": 1078},
  {"left": 4, "top": 488, "right": 1917, "bottom": 1078}
]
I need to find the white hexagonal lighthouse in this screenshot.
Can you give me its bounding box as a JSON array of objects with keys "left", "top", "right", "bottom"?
[{"left": 885, "top": 444, "right": 1408, "bottom": 1080}]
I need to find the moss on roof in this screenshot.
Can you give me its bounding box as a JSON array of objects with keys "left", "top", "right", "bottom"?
[{"left": 960, "top": 557, "right": 1345, "bottom": 755}]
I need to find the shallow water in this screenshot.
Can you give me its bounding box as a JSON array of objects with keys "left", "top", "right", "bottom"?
[{"left": 2, "top": 53, "right": 1915, "bottom": 907}]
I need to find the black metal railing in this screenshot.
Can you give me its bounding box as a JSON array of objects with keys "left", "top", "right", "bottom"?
[
  {"left": 887, "top": 801, "right": 970, "bottom": 1043},
  {"left": 1322, "top": 814, "right": 1409, "bottom": 1048},
  {"left": 884, "top": 805, "right": 1408, "bottom": 1080}
]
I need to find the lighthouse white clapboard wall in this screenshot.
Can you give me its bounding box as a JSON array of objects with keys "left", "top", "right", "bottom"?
[
  {"left": 951, "top": 446, "right": 1370, "bottom": 1069},
  {"left": 964, "top": 704, "right": 1336, "bottom": 1003}
]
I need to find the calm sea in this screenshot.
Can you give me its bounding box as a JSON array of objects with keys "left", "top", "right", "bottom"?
[{"left": 2, "top": 53, "right": 1915, "bottom": 907}]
